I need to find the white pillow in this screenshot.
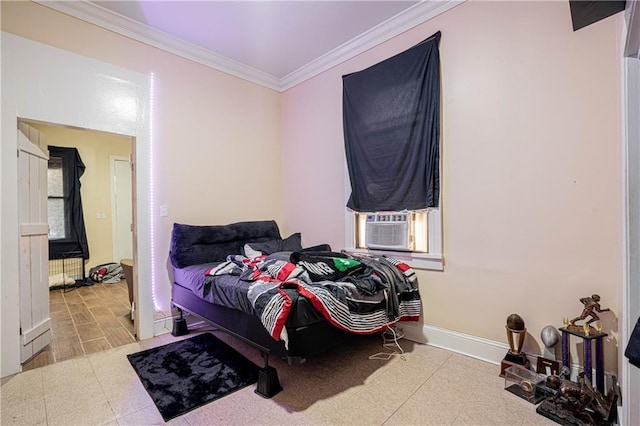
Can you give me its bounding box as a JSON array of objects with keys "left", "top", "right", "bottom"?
[{"left": 243, "top": 244, "right": 263, "bottom": 259}]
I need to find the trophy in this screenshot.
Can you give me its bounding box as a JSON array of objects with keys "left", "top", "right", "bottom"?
[
  {"left": 567, "top": 294, "right": 610, "bottom": 335},
  {"left": 536, "top": 325, "right": 560, "bottom": 376},
  {"left": 500, "top": 313, "right": 531, "bottom": 377}
]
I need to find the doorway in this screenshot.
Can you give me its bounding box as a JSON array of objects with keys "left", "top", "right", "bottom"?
[
  {"left": 111, "top": 155, "right": 133, "bottom": 263},
  {"left": 2, "top": 30, "right": 153, "bottom": 378},
  {"left": 19, "top": 120, "right": 137, "bottom": 370}
]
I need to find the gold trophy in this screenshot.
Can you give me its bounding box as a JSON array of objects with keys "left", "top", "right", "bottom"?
[{"left": 500, "top": 313, "right": 531, "bottom": 377}]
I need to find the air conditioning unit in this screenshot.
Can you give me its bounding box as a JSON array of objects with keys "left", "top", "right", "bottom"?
[{"left": 364, "top": 212, "right": 414, "bottom": 251}]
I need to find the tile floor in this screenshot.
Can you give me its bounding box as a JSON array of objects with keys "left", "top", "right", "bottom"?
[{"left": 1, "top": 322, "right": 556, "bottom": 425}]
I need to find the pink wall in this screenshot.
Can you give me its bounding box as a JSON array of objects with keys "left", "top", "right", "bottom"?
[
  {"left": 1, "top": 0, "right": 624, "bottom": 370},
  {"left": 2, "top": 2, "right": 283, "bottom": 311},
  {"left": 282, "top": 1, "right": 623, "bottom": 368}
]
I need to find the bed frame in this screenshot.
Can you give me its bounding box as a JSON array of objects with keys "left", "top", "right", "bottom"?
[{"left": 169, "top": 220, "right": 353, "bottom": 397}]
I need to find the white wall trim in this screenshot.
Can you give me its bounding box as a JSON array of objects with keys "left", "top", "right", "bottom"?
[
  {"left": 401, "top": 322, "right": 508, "bottom": 365},
  {"left": 2, "top": 32, "right": 154, "bottom": 377},
  {"left": 622, "top": 54, "right": 640, "bottom": 426},
  {"left": 400, "top": 322, "right": 586, "bottom": 379},
  {"left": 344, "top": 208, "right": 444, "bottom": 271},
  {"left": 280, "top": 0, "right": 463, "bottom": 91},
  {"left": 153, "top": 315, "right": 175, "bottom": 337},
  {"left": 35, "top": 0, "right": 463, "bottom": 93},
  {"left": 34, "top": 0, "right": 281, "bottom": 92},
  {"left": 346, "top": 247, "right": 444, "bottom": 271}
]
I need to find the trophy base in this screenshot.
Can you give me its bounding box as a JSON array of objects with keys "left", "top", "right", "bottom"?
[
  {"left": 566, "top": 324, "right": 595, "bottom": 336},
  {"left": 536, "top": 399, "right": 613, "bottom": 426},
  {"left": 500, "top": 352, "right": 530, "bottom": 377}
]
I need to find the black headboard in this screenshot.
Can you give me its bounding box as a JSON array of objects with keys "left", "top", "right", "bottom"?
[{"left": 170, "top": 220, "right": 281, "bottom": 268}]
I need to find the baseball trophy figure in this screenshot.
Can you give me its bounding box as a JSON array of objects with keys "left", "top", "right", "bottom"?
[{"left": 500, "top": 313, "right": 530, "bottom": 377}]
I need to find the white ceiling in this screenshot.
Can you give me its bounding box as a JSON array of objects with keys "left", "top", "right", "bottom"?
[{"left": 38, "top": 0, "right": 460, "bottom": 91}]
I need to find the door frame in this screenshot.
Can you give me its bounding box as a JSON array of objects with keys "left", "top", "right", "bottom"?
[
  {"left": 110, "top": 154, "right": 134, "bottom": 263},
  {"left": 1, "top": 32, "right": 154, "bottom": 377},
  {"left": 621, "top": 55, "right": 640, "bottom": 426}
]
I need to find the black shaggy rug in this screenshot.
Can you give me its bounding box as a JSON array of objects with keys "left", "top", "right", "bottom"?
[{"left": 127, "top": 333, "right": 259, "bottom": 421}]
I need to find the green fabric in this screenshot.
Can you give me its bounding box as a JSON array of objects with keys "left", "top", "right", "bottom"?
[{"left": 333, "top": 258, "right": 361, "bottom": 272}]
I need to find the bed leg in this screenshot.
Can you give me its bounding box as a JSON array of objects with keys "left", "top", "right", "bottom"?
[
  {"left": 171, "top": 307, "right": 189, "bottom": 337},
  {"left": 254, "top": 352, "right": 282, "bottom": 398}
]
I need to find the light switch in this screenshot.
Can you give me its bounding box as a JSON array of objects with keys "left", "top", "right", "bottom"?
[{"left": 159, "top": 205, "right": 168, "bottom": 217}]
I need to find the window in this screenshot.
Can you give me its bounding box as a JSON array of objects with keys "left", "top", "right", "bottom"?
[
  {"left": 346, "top": 209, "right": 443, "bottom": 271},
  {"left": 342, "top": 32, "right": 443, "bottom": 270},
  {"left": 47, "top": 155, "right": 68, "bottom": 240},
  {"left": 47, "top": 146, "right": 90, "bottom": 260}
]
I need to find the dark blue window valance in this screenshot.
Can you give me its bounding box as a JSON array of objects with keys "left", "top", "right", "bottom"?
[{"left": 343, "top": 31, "right": 441, "bottom": 212}]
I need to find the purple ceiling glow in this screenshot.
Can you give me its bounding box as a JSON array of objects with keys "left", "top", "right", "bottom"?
[{"left": 93, "top": 1, "right": 418, "bottom": 78}]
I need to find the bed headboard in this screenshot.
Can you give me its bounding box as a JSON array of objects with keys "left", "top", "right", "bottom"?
[{"left": 170, "top": 220, "right": 281, "bottom": 268}]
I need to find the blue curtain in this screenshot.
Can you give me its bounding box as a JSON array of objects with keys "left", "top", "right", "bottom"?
[{"left": 343, "top": 31, "right": 441, "bottom": 212}]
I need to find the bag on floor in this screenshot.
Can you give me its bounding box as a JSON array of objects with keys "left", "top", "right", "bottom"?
[{"left": 89, "top": 262, "right": 125, "bottom": 283}]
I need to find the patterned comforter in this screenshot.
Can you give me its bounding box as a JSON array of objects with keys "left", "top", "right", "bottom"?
[{"left": 204, "top": 252, "right": 421, "bottom": 343}]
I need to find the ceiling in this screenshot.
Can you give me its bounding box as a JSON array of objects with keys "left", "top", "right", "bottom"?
[{"left": 38, "top": 1, "right": 460, "bottom": 91}]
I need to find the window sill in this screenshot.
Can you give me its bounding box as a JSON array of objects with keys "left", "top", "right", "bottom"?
[{"left": 344, "top": 248, "right": 444, "bottom": 271}]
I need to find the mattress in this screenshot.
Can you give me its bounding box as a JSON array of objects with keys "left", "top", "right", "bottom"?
[{"left": 173, "top": 263, "right": 326, "bottom": 329}]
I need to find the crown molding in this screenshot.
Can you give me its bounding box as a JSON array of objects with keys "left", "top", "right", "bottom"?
[
  {"left": 280, "top": 0, "right": 463, "bottom": 91},
  {"left": 34, "top": 0, "right": 462, "bottom": 92},
  {"left": 34, "top": 0, "right": 282, "bottom": 91}
]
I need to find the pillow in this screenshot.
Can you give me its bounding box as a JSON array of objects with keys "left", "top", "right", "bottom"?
[
  {"left": 244, "top": 233, "right": 302, "bottom": 256},
  {"left": 265, "top": 251, "right": 293, "bottom": 262},
  {"left": 243, "top": 244, "right": 263, "bottom": 259},
  {"left": 301, "top": 243, "right": 332, "bottom": 252}
]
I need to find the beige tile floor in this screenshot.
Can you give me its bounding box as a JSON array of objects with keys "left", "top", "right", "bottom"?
[{"left": 1, "top": 322, "right": 556, "bottom": 426}]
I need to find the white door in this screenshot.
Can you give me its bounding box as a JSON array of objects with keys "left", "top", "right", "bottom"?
[
  {"left": 17, "top": 124, "right": 51, "bottom": 363},
  {"left": 111, "top": 156, "right": 133, "bottom": 262}
]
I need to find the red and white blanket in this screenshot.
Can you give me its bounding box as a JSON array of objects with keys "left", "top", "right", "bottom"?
[{"left": 206, "top": 253, "right": 421, "bottom": 343}]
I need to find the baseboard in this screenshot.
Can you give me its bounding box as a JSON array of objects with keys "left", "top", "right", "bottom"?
[
  {"left": 399, "top": 321, "right": 507, "bottom": 366},
  {"left": 153, "top": 312, "right": 209, "bottom": 336},
  {"left": 153, "top": 315, "right": 592, "bottom": 381},
  {"left": 398, "top": 322, "right": 588, "bottom": 380},
  {"left": 153, "top": 314, "right": 175, "bottom": 336}
]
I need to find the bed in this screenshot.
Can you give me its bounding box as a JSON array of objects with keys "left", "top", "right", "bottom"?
[{"left": 170, "top": 220, "right": 421, "bottom": 396}]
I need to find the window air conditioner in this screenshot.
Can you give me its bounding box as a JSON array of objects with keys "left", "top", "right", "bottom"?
[{"left": 364, "top": 212, "right": 414, "bottom": 251}]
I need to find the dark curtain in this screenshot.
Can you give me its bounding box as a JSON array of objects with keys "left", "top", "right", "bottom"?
[
  {"left": 343, "top": 31, "right": 441, "bottom": 212},
  {"left": 49, "top": 146, "right": 90, "bottom": 260},
  {"left": 626, "top": 316, "right": 640, "bottom": 368}
]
